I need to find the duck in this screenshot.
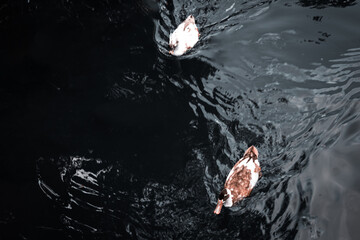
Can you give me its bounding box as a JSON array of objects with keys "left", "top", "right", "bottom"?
[
  {"left": 214, "top": 146, "right": 261, "bottom": 215},
  {"left": 169, "top": 15, "right": 200, "bottom": 56}
]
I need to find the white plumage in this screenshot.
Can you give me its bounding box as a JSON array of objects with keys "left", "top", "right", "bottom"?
[{"left": 169, "top": 15, "right": 199, "bottom": 56}]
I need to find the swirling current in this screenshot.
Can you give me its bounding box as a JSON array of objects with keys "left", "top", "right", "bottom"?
[{"left": 1, "top": 0, "right": 360, "bottom": 239}]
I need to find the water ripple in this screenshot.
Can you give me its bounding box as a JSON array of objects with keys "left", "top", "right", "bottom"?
[{"left": 31, "top": 1, "right": 360, "bottom": 239}]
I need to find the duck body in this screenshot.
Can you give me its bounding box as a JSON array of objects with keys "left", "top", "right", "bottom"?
[
  {"left": 169, "top": 15, "right": 199, "bottom": 56},
  {"left": 214, "top": 146, "right": 261, "bottom": 214}
]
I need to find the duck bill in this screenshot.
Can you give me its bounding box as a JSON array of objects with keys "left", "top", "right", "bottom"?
[{"left": 214, "top": 200, "right": 224, "bottom": 215}]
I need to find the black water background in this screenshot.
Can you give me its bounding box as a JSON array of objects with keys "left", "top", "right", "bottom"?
[{"left": 1, "top": 0, "right": 360, "bottom": 239}]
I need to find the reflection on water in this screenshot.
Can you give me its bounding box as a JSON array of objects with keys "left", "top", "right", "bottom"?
[{"left": 1, "top": 0, "right": 360, "bottom": 239}]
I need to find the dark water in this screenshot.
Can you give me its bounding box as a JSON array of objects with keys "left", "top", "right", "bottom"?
[{"left": 1, "top": 0, "right": 360, "bottom": 239}]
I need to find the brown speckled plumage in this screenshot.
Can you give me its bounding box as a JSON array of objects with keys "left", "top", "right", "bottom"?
[
  {"left": 214, "top": 146, "right": 261, "bottom": 214},
  {"left": 226, "top": 146, "right": 261, "bottom": 202},
  {"left": 225, "top": 165, "right": 252, "bottom": 202}
]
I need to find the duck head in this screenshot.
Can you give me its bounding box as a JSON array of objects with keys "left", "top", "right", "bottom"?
[{"left": 214, "top": 188, "right": 233, "bottom": 214}]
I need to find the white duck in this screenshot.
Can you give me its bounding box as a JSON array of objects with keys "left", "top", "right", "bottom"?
[{"left": 169, "top": 15, "right": 200, "bottom": 56}]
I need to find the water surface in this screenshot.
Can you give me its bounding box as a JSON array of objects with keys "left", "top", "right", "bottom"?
[{"left": 1, "top": 0, "right": 360, "bottom": 239}]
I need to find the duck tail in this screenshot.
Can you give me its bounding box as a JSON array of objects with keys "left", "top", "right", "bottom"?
[{"left": 244, "top": 146, "right": 258, "bottom": 160}]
